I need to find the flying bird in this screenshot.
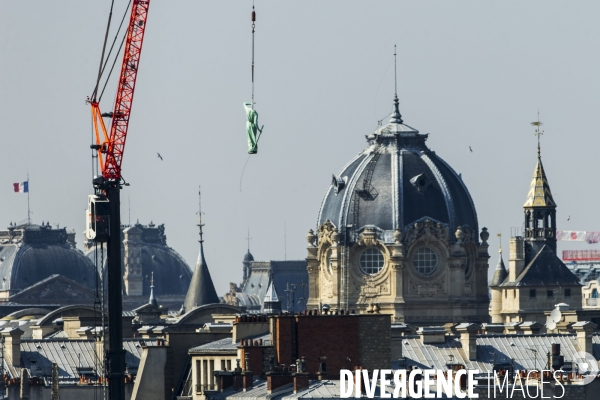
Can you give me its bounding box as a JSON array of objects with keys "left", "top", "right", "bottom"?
[
  {"left": 469, "top": 146, "right": 473, "bottom": 153},
  {"left": 157, "top": 152, "right": 163, "bottom": 161},
  {"left": 567, "top": 215, "right": 570, "bottom": 221}
]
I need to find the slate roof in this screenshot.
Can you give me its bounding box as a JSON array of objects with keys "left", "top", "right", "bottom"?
[
  {"left": 490, "top": 253, "right": 508, "bottom": 287},
  {"left": 398, "top": 333, "right": 600, "bottom": 372},
  {"left": 317, "top": 96, "right": 478, "bottom": 243},
  {"left": 523, "top": 155, "right": 556, "bottom": 208},
  {"left": 3, "top": 339, "right": 145, "bottom": 381},
  {"left": 183, "top": 240, "right": 220, "bottom": 312},
  {"left": 500, "top": 245, "right": 581, "bottom": 287}
]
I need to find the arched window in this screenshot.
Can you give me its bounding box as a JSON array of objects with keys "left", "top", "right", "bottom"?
[{"left": 592, "top": 289, "right": 598, "bottom": 299}]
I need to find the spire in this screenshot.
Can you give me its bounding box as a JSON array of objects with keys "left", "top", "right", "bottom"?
[
  {"left": 389, "top": 44, "right": 404, "bottom": 124},
  {"left": 491, "top": 234, "right": 507, "bottom": 286},
  {"left": 182, "top": 187, "right": 220, "bottom": 313},
  {"left": 148, "top": 271, "right": 158, "bottom": 307},
  {"left": 523, "top": 116, "right": 556, "bottom": 208}
]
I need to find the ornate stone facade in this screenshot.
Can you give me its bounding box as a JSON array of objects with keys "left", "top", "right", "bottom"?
[{"left": 307, "top": 218, "right": 490, "bottom": 324}]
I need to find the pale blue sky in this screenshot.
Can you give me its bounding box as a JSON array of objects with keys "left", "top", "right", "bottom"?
[{"left": 1, "top": 1, "right": 599, "bottom": 293}]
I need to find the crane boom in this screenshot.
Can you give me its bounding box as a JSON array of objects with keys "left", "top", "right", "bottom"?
[
  {"left": 91, "top": 0, "right": 150, "bottom": 182},
  {"left": 556, "top": 230, "right": 600, "bottom": 244}
]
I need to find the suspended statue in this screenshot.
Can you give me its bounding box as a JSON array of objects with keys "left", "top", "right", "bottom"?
[{"left": 244, "top": 102, "right": 263, "bottom": 154}]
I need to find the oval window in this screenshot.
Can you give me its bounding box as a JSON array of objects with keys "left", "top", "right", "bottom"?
[
  {"left": 360, "top": 248, "right": 384, "bottom": 275},
  {"left": 413, "top": 247, "right": 438, "bottom": 275}
]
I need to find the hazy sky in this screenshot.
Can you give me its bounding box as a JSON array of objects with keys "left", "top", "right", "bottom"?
[{"left": 1, "top": 1, "right": 599, "bottom": 295}]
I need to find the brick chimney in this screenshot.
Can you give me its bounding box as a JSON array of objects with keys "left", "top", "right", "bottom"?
[
  {"left": 1, "top": 327, "right": 23, "bottom": 367},
  {"left": 266, "top": 371, "right": 293, "bottom": 394},
  {"left": 456, "top": 323, "right": 480, "bottom": 361},
  {"left": 293, "top": 357, "right": 310, "bottom": 393}
]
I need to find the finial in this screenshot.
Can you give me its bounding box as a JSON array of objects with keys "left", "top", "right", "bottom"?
[
  {"left": 197, "top": 185, "right": 205, "bottom": 243},
  {"left": 390, "top": 45, "right": 404, "bottom": 124},
  {"left": 497, "top": 232, "right": 502, "bottom": 254},
  {"left": 246, "top": 227, "right": 252, "bottom": 252},
  {"left": 149, "top": 271, "right": 158, "bottom": 307},
  {"left": 530, "top": 110, "right": 544, "bottom": 159}
]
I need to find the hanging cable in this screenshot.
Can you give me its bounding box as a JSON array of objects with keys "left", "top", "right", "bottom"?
[
  {"left": 251, "top": 3, "right": 256, "bottom": 108},
  {"left": 91, "top": 0, "right": 132, "bottom": 101},
  {"left": 92, "top": 0, "right": 115, "bottom": 102}
]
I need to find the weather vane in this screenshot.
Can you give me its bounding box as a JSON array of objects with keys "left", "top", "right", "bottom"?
[
  {"left": 497, "top": 232, "right": 502, "bottom": 254},
  {"left": 530, "top": 110, "right": 544, "bottom": 157}
]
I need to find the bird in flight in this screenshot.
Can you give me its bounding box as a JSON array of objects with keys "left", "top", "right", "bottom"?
[
  {"left": 157, "top": 152, "right": 163, "bottom": 161},
  {"left": 567, "top": 215, "right": 570, "bottom": 221},
  {"left": 469, "top": 146, "right": 473, "bottom": 153}
]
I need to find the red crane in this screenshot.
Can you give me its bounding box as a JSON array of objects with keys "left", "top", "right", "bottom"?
[
  {"left": 86, "top": 3, "right": 150, "bottom": 400},
  {"left": 90, "top": 0, "right": 150, "bottom": 181}
]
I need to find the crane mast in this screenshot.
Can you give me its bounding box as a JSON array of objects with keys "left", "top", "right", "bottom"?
[{"left": 87, "top": 2, "right": 150, "bottom": 400}]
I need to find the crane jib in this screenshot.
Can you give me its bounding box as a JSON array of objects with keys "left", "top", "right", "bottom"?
[{"left": 100, "top": 0, "right": 150, "bottom": 182}]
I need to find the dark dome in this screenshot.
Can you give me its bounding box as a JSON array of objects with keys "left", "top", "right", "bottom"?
[
  {"left": 0, "top": 225, "right": 98, "bottom": 292},
  {"left": 318, "top": 100, "right": 478, "bottom": 242},
  {"left": 243, "top": 251, "right": 254, "bottom": 263},
  {"left": 85, "top": 223, "right": 192, "bottom": 297}
]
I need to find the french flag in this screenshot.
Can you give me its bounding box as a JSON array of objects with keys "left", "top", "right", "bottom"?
[{"left": 13, "top": 181, "right": 28, "bottom": 193}]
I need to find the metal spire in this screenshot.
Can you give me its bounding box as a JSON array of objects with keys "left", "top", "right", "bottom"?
[
  {"left": 390, "top": 44, "right": 403, "bottom": 124},
  {"left": 149, "top": 271, "right": 158, "bottom": 307}
]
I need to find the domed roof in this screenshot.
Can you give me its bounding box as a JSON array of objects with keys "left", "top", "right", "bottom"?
[
  {"left": 243, "top": 251, "right": 254, "bottom": 263},
  {"left": 317, "top": 97, "right": 478, "bottom": 242},
  {"left": 0, "top": 224, "right": 98, "bottom": 292},
  {"left": 85, "top": 223, "right": 192, "bottom": 297}
]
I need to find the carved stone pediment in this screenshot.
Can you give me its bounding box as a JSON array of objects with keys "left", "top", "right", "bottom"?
[
  {"left": 357, "top": 228, "right": 380, "bottom": 247},
  {"left": 317, "top": 220, "right": 339, "bottom": 247},
  {"left": 404, "top": 219, "right": 448, "bottom": 246}
]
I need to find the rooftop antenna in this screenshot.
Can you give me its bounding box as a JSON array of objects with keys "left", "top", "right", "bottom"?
[
  {"left": 531, "top": 110, "right": 544, "bottom": 158},
  {"left": 394, "top": 44, "right": 397, "bottom": 97},
  {"left": 284, "top": 220, "right": 287, "bottom": 261}
]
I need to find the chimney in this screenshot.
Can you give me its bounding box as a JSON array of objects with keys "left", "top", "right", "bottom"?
[
  {"left": 2, "top": 327, "right": 23, "bottom": 367},
  {"left": 417, "top": 327, "right": 446, "bottom": 344},
  {"left": 266, "top": 371, "right": 293, "bottom": 394},
  {"left": 292, "top": 357, "right": 309, "bottom": 393},
  {"left": 456, "top": 323, "right": 480, "bottom": 361},
  {"left": 242, "top": 353, "right": 253, "bottom": 391},
  {"left": 20, "top": 368, "right": 30, "bottom": 400},
  {"left": 317, "top": 356, "right": 328, "bottom": 380},
  {"left": 572, "top": 321, "right": 597, "bottom": 355},
  {"left": 509, "top": 237, "right": 525, "bottom": 281}
]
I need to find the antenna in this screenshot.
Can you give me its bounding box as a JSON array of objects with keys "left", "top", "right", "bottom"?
[
  {"left": 128, "top": 194, "right": 131, "bottom": 226},
  {"left": 284, "top": 220, "right": 287, "bottom": 261},
  {"left": 394, "top": 44, "right": 397, "bottom": 97}
]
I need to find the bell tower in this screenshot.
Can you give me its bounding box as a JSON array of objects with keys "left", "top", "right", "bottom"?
[{"left": 523, "top": 118, "right": 557, "bottom": 260}]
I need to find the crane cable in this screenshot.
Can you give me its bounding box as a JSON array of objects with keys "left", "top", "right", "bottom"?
[
  {"left": 91, "top": 0, "right": 114, "bottom": 102},
  {"left": 251, "top": 3, "right": 256, "bottom": 109},
  {"left": 90, "top": 0, "right": 133, "bottom": 102}
]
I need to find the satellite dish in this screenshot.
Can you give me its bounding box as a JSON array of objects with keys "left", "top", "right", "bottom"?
[
  {"left": 550, "top": 308, "right": 562, "bottom": 323},
  {"left": 546, "top": 320, "right": 556, "bottom": 331}
]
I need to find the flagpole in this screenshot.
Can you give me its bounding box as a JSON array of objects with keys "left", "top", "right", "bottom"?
[{"left": 27, "top": 172, "right": 30, "bottom": 225}]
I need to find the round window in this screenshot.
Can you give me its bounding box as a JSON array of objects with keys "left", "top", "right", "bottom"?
[
  {"left": 359, "top": 248, "right": 384, "bottom": 275},
  {"left": 413, "top": 247, "right": 438, "bottom": 275}
]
